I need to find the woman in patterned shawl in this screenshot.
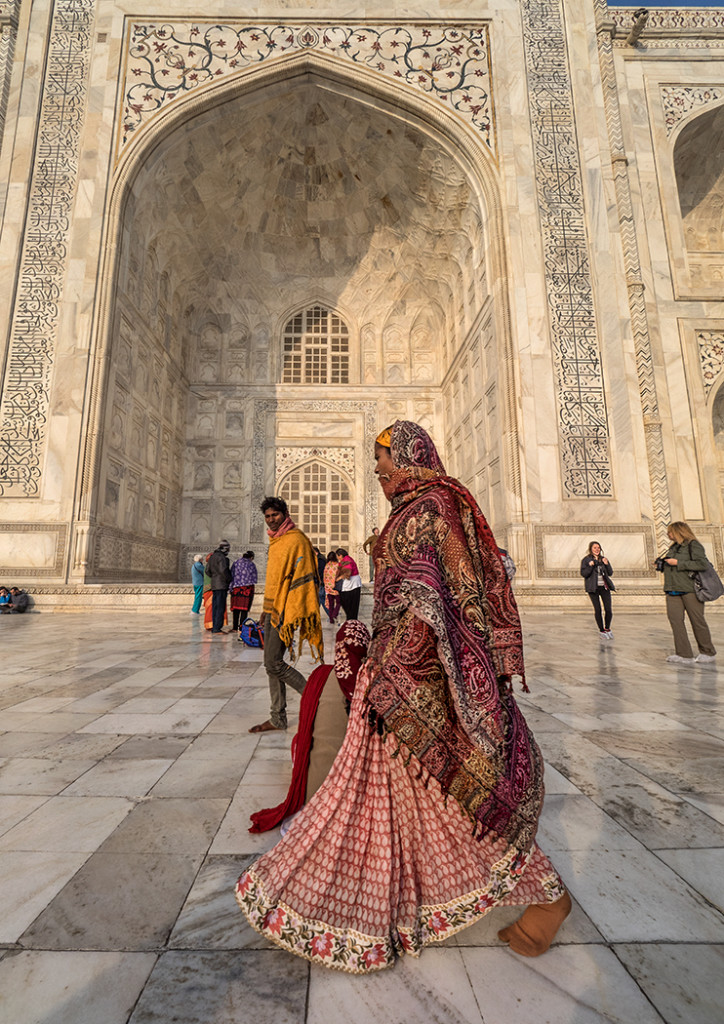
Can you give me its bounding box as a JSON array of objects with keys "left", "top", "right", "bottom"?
[{"left": 235, "top": 421, "right": 570, "bottom": 972}]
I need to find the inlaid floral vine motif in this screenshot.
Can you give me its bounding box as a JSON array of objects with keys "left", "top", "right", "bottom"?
[{"left": 121, "top": 22, "right": 493, "bottom": 155}]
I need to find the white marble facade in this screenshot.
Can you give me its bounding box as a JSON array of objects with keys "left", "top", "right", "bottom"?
[{"left": 0, "top": 1, "right": 723, "bottom": 600}]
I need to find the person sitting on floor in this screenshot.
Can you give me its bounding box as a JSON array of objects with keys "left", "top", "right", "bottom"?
[
  {"left": 249, "top": 619, "right": 371, "bottom": 834},
  {"left": 8, "top": 587, "right": 29, "bottom": 613}
]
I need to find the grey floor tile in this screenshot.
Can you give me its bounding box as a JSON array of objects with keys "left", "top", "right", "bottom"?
[
  {"left": 169, "top": 854, "right": 272, "bottom": 949},
  {"left": 0, "top": 950, "right": 157, "bottom": 1024},
  {"left": 128, "top": 950, "right": 308, "bottom": 1024},
  {"left": 20, "top": 852, "right": 204, "bottom": 950},
  {"left": 614, "top": 943, "right": 724, "bottom": 1024},
  {"left": 96, "top": 797, "right": 230, "bottom": 853}
]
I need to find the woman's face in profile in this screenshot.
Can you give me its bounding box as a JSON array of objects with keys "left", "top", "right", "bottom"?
[{"left": 374, "top": 443, "right": 395, "bottom": 483}]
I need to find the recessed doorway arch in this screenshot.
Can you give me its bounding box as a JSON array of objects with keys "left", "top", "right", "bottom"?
[{"left": 76, "top": 52, "right": 520, "bottom": 581}]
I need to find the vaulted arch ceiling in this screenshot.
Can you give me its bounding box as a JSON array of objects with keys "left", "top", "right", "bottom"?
[{"left": 122, "top": 77, "right": 487, "bottom": 370}]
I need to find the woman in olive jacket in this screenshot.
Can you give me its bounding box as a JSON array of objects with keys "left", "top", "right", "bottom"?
[
  {"left": 659, "top": 521, "right": 716, "bottom": 664},
  {"left": 580, "top": 541, "right": 615, "bottom": 638}
]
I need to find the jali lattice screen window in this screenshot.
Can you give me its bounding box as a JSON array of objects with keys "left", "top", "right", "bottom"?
[
  {"left": 282, "top": 306, "right": 350, "bottom": 384},
  {"left": 279, "top": 461, "right": 351, "bottom": 551}
]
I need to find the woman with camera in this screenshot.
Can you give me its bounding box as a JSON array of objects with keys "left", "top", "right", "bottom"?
[
  {"left": 580, "top": 541, "right": 615, "bottom": 638},
  {"left": 657, "top": 521, "right": 716, "bottom": 664}
]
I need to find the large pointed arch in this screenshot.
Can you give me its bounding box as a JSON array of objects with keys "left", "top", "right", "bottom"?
[{"left": 73, "top": 51, "right": 522, "bottom": 580}]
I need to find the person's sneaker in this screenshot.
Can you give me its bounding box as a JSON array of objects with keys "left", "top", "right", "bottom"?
[
  {"left": 666, "top": 654, "right": 695, "bottom": 664},
  {"left": 599, "top": 631, "right": 608, "bottom": 639},
  {"left": 605, "top": 630, "right": 613, "bottom": 639},
  {"left": 189, "top": 611, "right": 199, "bottom": 616},
  {"left": 695, "top": 653, "right": 716, "bottom": 662}
]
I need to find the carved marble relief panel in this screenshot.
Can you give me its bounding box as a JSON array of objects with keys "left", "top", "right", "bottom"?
[
  {"left": 119, "top": 23, "right": 494, "bottom": 161},
  {"left": 0, "top": 0, "right": 95, "bottom": 496},
  {"left": 698, "top": 329, "right": 724, "bottom": 398},
  {"left": 520, "top": 0, "right": 612, "bottom": 498}
]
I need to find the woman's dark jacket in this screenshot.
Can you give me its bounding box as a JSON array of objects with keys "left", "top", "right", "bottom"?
[
  {"left": 662, "top": 540, "right": 708, "bottom": 594},
  {"left": 580, "top": 555, "right": 615, "bottom": 593}
]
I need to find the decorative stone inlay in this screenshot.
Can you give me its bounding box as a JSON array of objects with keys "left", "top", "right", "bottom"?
[
  {"left": 697, "top": 330, "right": 724, "bottom": 397},
  {"left": 533, "top": 524, "right": 658, "bottom": 579},
  {"left": 521, "top": 0, "right": 612, "bottom": 497},
  {"left": 120, "top": 21, "right": 493, "bottom": 155},
  {"left": 0, "top": 0, "right": 95, "bottom": 497},
  {"left": 661, "top": 85, "right": 724, "bottom": 138},
  {"left": 276, "top": 446, "right": 355, "bottom": 480}
]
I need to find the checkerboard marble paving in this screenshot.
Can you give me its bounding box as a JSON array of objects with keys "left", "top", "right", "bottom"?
[{"left": 0, "top": 604, "right": 722, "bottom": 1023}]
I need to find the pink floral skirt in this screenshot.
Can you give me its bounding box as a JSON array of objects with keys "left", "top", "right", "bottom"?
[{"left": 235, "top": 685, "right": 565, "bottom": 973}]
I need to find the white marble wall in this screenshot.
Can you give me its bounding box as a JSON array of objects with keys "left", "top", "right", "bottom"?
[{"left": 0, "top": 1, "right": 722, "bottom": 594}]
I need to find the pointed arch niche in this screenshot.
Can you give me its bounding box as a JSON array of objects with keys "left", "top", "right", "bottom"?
[{"left": 77, "top": 51, "right": 518, "bottom": 581}]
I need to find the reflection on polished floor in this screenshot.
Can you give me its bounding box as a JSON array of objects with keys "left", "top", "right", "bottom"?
[{"left": 0, "top": 603, "right": 722, "bottom": 1024}]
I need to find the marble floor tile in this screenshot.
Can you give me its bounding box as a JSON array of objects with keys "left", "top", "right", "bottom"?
[
  {"left": 681, "top": 791, "right": 724, "bottom": 824},
  {"left": 538, "top": 793, "right": 642, "bottom": 851},
  {"left": 552, "top": 713, "right": 690, "bottom": 733},
  {"left": 551, "top": 846, "right": 724, "bottom": 942},
  {"left": 0, "top": 951, "right": 157, "bottom": 1024},
  {"left": 63, "top": 758, "right": 174, "bottom": 797},
  {"left": 168, "top": 854, "right": 272, "bottom": 949},
  {"left": 107, "top": 734, "right": 193, "bottom": 759},
  {"left": 654, "top": 848, "right": 724, "bottom": 910},
  {"left": 149, "top": 755, "right": 245, "bottom": 798},
  {"left": 0, "top": 795, "right": 134, "bottom": 851},
  {"left": 111, "top": 696, "right": 181, "bottom": 714},
  {"left": 613, "top": 943, "right": 724, "bottom": 1024},
  {"left": 308, "top": 947, "right": 481, "bottom": 1024},
  {"left": 30, "top": 731, "right": 129, "bottom": 760},
  {"left": 0, "top": 731, "right": 62, "bottom": 757},
  {"left": 0, "top": 756, "right": 97, "bottom": 794},
  {"left": 459, "top": 945, "right": 664, "bottom": 1024},
  {"left": 128, "top": 950, "right": 309, "bottom": 1024},
  {"left": 209, "top": 784, "right": 288, "bottom": 856},
  {"left": 543, "top": 763, "right": 581, "bottom": 793},
  {"left": 0, "top": 850, "right": 90, "bottom": 942},
  {"left": 8, "top": 695, "right": 77, "bottom": 713},
  {"left": 21, "top": 851, "right": 204, "bottom": 950},
  {"left": 0, "top": 794, "right": 48, "bottom": 835},
  {"left": 97, "top": 796, "right": 230, "bottom": 854},
  {"left": 540, "top": 732, "right": 724, "bottom": 848},
  {"left": 78, "top": 709, "right": 220, "bottom": 735}
]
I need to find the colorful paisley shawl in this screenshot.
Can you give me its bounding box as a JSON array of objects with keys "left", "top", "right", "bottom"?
[{"left": 365, "top": 421, "right": 544, "bottom": 853}]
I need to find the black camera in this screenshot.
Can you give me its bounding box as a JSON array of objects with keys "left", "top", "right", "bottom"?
[{"left": 654, "top": 556, "right": 667, "bottom": 573}]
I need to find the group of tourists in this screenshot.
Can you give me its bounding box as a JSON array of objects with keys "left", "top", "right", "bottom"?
[
  {"left": 315, "top": 546, "right": 362, "bottom": 624},
  {"left": 0, "top": 586, "right": 29, "bottom": 614},
  {"left": 191, "top": 546, "right": 257, "bottom": 636},
  {"left": 580, "top": 523, "right": 717, "bottom": 664}
]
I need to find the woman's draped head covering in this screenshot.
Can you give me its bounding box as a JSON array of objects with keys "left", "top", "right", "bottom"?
[
  {"left": 333, "top": 619, "right": 371, "bottom": 701},
  {"left": 377, "top": 421, "right": 446, "bottom": 502}
]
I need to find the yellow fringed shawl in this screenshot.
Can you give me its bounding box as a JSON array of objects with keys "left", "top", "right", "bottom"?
[{"left": 263, "top": 528, "right": 324, "bottom": 662}]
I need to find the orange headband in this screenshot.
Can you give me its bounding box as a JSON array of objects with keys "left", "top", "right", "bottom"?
[{"left": 376, "top": 426, "right": 393, "bottom": 448}]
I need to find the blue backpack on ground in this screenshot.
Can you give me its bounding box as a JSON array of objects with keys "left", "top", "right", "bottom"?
[{"left": 239, "top": 618, "right": 264, "bottom": 647}]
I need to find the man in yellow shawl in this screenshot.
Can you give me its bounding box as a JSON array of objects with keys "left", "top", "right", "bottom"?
[{"left": 249, "top": 496, "right": 324, "bottom": 733}]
